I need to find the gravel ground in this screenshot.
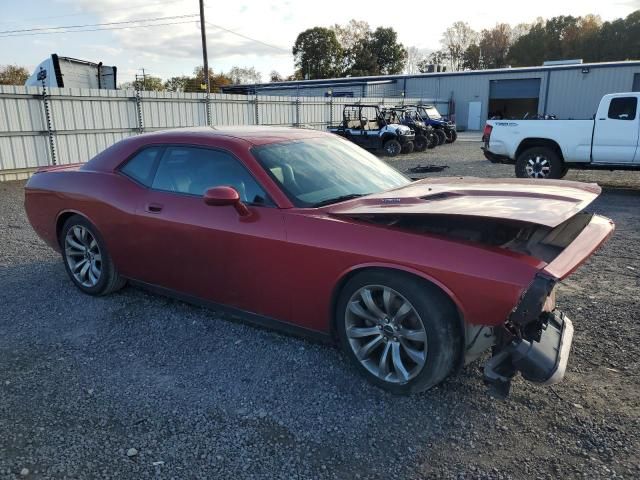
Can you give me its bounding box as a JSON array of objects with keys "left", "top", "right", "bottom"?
[{"left": 1, "top": 139, "right": 639, "bottom": 479}]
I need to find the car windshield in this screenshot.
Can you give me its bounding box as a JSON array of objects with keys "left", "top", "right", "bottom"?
[{"left": 252, "top": 136, "right": 410, "bottom": 207}]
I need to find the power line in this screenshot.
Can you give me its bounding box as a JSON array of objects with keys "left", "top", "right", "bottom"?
[
  {"left": 0, "top": 0, "right": 190, "bottom": 26},
  {"left": 0, "top": 20, "right": 199, "bottom": 38},
  {"left": 205, "top": 21, "right": 290, "bottom": 53},
  {"left": 0, "top": 14, "right": 198, "bottom": 35}
]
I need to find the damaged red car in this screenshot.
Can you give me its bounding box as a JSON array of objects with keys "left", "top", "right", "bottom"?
[{"left": 25, "top": 127, "right": 614, "bottom": 395}]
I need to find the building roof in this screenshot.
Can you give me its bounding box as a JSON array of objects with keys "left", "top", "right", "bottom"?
[{"left": 223, "top": 60, "right": 640, "bottom": 94}]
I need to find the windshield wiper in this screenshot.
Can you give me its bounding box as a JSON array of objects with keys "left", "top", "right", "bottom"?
[{"left": 312, "top": 193, "right": 370, "bottom": 208}]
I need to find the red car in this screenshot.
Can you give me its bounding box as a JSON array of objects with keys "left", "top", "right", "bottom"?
[{"left": 25, "top": 127, "right": 614, "bottom": 395}]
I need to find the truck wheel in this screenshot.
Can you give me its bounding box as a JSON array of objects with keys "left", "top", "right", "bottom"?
[
  {"left": 515, "top": 147, "right": 565, "bottom": 179},
  {"left": 383, "top": 139, "right": 402, "bottom": 157},
  {"left": 401, "top": 141, "right": 415, "bottom": 154},
  {"left": 336, "top": 270, "right": 461, "bottom": 394},
  {"left": 413, "top": 135, "right": 428, "bottom": 152},
  {"left": 445, "top": 130, "right": 457, "bottom": 143},
  {"left": 434, "top": 129, "right": 446, "bottom": 145}
]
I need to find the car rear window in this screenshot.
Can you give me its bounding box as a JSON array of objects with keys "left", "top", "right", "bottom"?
[{"left": 120, "top": 147, "right": 163, "bottom": 186}]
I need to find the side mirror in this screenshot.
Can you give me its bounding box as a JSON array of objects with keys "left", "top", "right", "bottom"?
[{"left": 203, "top": 186, "right": 249, "bottom": 216}]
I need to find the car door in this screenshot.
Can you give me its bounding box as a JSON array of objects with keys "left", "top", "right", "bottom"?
[
  {"left": 123, "top": 145, "right": 289, "bottom": 320},
  {"left": 592, "top": 96, "right": 640, "bottom": 164}
]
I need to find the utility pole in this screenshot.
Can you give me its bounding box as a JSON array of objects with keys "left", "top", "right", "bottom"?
[{"left": 199, "top": 0, "right": 210, "bottom": 95}]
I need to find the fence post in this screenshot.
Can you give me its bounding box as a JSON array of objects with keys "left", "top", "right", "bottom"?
[
  {"left": 39, "top": 69, "right": 57, "bottom": 166},
  {"left": 295, "top": 95, "right": 300, "bottom": 127},
  {"left": 206, "top": 93, "right": 212, "bottom": 126},
  {"left": 254, "top": 94, "right": 259, "bottom": 125},
  {"left": 328, "top": 92, "right": 333, "bottom": 129},
  {"left": 134, "top": 79, "right": 144, "bottom": 133}
]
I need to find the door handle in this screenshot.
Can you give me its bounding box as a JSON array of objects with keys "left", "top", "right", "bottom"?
[
  {"left": 598, "top": 118, "right": 606, "bottom": 120},
  {"left": 145, "top": 203, "right": 164, "bottom": 213}
]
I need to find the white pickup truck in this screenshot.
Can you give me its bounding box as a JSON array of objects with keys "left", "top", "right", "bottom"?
[{"left": 482, "top": 92, "right": 640, "bottom": 179}]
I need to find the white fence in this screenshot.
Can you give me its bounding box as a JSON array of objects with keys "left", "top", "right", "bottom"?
[{"left": 0, "top": 85, "right": 432, "bottom": 181}]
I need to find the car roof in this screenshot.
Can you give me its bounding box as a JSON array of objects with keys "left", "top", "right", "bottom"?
[{"left": 135, "top": 126, "right": 327, "bottom": 146}]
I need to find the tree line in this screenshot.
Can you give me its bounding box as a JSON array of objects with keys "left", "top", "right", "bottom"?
[{"left": 419, "top": 11, "right": 639, "bottom": 72}]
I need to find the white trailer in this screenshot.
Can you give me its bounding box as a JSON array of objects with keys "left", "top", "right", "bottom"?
[{"left": 24, "top": 54, "right": 117, "bottom": 89}]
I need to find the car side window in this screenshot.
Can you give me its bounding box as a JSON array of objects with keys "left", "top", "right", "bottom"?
[
  {"left": 120, "top": 147, "right": 163, "bottom": 186},
  {"left": 151, "top": 146, "right": 272, "bottom": 205},
  {"left": 608, "top": 97, "right": 637, "bottom": 120}
]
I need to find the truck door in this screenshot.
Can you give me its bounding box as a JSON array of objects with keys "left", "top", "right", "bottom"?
[{"left": 592, "top": 96, "right": 639, "bottom": 164}]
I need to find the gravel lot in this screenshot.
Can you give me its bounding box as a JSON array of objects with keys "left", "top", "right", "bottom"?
[{"left": 1, "top": 137, "right": 639, "bottom": 479}]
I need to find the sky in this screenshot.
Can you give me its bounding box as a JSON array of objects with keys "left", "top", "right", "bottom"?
[{"left": 0, "top": 0, "right": 638, "bottom": 84}]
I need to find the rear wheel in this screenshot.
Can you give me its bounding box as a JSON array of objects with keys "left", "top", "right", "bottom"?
[
  {"left": 434, "top": 129, "right": 446, "bottom": 145},
  {"left": 515, "top": 147, "right": 564, "bottom": 179},
  {"left": 336, "top": 270, "right": 460, "bottom": 394},
  {"left": 60, "top": 215, "right": 126, "bottom": 296},
  {"left": 413, "top": 135, "right": 428, "bottom": 152},
  {"left": 383, "top": 139, "right": 402, "bottom": 157},
  {"left": 401, "top": 141, "right": 415, "bottom": 154}
]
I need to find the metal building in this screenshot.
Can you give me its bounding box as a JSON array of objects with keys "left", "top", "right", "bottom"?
[{"left": 223, "top": 61, "right": 640, "bottom": 130}]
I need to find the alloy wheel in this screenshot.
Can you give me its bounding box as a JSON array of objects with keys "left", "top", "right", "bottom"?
[
  {"left": 64, "top": 226, "right": 102, "bottom": 287},
  {"left": 385, "top": 142, "right": 400, "bottom": 156},
  {"left": 345, "top": 285, "right": 428, "bottom": 384},
  {"left": 525, "top": 156, "right": 551, "bottom": 179}
]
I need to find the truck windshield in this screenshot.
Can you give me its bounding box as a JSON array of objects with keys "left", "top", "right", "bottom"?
[{"left": 252, "top": 136, "right": 410, "bottom": 207}]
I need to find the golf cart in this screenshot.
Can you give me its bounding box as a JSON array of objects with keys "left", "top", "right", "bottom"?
[{"left": 327, "top": 104, "right": 415, "bottom": 157}]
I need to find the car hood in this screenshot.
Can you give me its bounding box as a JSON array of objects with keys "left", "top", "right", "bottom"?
[{"left": 326, "top": 177, "right": 601, "bottom": 228}]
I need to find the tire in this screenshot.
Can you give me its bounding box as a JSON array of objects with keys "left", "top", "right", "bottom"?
[
  {"left": 383, "top": 139, "right": 402, "bottom": 157},
  {"left": 426, "top": 133, "right": 437, "bottom": 149},
  {"left": 515, "top": 147, "right": 565, "bottom": 179},
  {"left": 401, "top": 141, "right": 415, "bottom": 154},
  {"left": 413, "top": 135, "right": 428, "bottom": 152},
  {"left": 434, "top": 129, "right": 446, "bottom": 145},
  {"left": 445, "top": 130, "right": 457, "bottom": 143},
  {"left": 336, "top": 270, "right": 461, "bottom": 395},
  {"left": 60, "top": 215, "right": 126, "bottom": 296}
]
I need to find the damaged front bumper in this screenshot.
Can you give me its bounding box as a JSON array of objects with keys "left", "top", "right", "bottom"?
[
  {"left": 482, "top": 273, "right": 574, "bottom": 396},
  {"left": 484, "top": 310, "right": 574, "bottom": 395}
]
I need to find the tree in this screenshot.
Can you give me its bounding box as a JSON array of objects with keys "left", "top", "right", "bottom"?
[
  {"left": 440, "top": 21, "right": 478, "bottom": 71},
  {"left": 141, "top": 75, "right": 165, "bottom": 91},
  {"left": 462, "top": 44, "right": 482, "bottom": 70},
  {"left": 346, "top": 36, "right": 379, "bottom": 76},
  {"left": 479, "top": 24, "right": 511, "bottom": 68},
  {"left": 405, "top": 46, "right": 427, "bottom": 74},
  {"left": 369, "top": 27, "right": 407, "bottom": 75},
  {"left": 269, "top": 70, "right": 284, "bottom": 82},
  {"left": 292, "top": 27, "right": 342, "bottom": 79},
  {"left": 164, "top": 76, "right": 191, "bottom": 92},
  {"left": 331, "top": 19, "right": 370, "bottom": 52},
  {"left": 228, "top": 66, "right": 262, "bottom": 84},
  {"left": 0, "top": 65, "right": 30, "bottom": 85},
  {"left": 189, "top": 67, "right": 232, "bottom": 93}
]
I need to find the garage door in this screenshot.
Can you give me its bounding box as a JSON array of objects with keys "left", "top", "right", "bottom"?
[{"left": 489, "top": 78, "right": 541, "bottom": 99}]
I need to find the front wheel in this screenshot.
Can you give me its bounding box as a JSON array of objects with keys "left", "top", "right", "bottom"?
[
  {"left": 434, "top": 129, "right": 446, "bottom": 145},
  {"left": 401, "top": 141, "right": 415, "bottom": 154},
  {"left": 515, "top": 147, "right": 565, "bottom": 179},
  {"left": 426, "top": 133, "right": 437, "bottom": 149},
  {"left": 336, "top": 270, "right": 460, "bottom": 394},
  {"left": 383, "top": 139, "right": 402, "bottom": 157},
  {"left": 445, "top": 130, "right": 457, "bottom": 143},
  {"left": 413, "top": 135, "right": 428, "bottom": 152},
  {"left": 60, "top": 215, "right": 126, "bottom": 296}
]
